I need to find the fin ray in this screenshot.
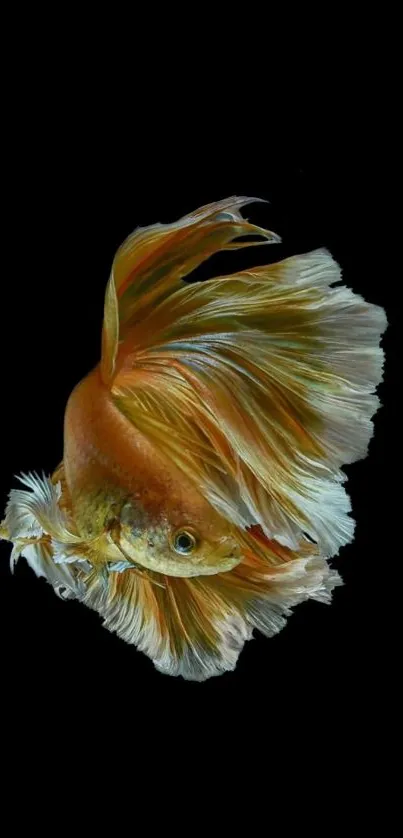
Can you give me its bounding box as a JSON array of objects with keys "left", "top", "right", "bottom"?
[
  {"left": 81, "top": 540, "right": 340, "bottom": 681},
  {"left": 108, "top": 243, "right": 386, "bottom": 555},
  {"left": 100, "top": 197, "right": 279, "bottom": 383}
]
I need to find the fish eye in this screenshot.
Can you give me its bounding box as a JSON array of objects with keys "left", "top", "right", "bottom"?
[{"left": 173, "top": 530, "right": 197, "bottom": 555}]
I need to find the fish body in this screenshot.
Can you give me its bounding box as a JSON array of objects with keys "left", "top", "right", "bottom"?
[
  {"left": 64, "top": 367, "right": 241, "bottom": 576},
  {"left": 1, "top": 197, "right": 387, "bottom": 680}
]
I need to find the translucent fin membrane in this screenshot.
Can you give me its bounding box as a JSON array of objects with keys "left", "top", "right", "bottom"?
[{"left": 107, "top": 222, "right": 386, "bottom": 556}]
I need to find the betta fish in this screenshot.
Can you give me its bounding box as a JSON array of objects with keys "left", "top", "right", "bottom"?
[{"left": 0, "top": 197, "right": 386, "bottom": 680}]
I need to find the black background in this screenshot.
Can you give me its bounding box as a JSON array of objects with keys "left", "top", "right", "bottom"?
[{"left": 0, "top": 130, "right": 395, "bottom": 747}]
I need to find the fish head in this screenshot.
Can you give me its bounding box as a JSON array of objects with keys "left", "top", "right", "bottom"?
[{"left": 118, "top": 492, "right": 242, "bottom": 578}]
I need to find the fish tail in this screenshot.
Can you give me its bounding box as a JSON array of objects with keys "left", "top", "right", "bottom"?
[
  {"left": 101, "top": 198, "right": 386, "bottom": 558},
  {"left": 100, "top": 196, "right": 279, "bottom": 386}
]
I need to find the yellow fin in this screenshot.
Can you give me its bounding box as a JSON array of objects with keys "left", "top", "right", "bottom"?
[
  {"left": 100, "top": 196, "right": 279, "bottom": 384},
  {"left": 81, "top": 540, "right": 340, "bottom": 681},
  {"left": 106, "top": 228, "right": 386, "bottom": 557}
]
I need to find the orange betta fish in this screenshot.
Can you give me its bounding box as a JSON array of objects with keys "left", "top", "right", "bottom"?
[{"left": 0, "top": 197, "right": 386, "bottom": 680}]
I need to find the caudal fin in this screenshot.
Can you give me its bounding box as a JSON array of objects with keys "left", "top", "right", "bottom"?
[
  {"left": 100, "top": 198, "right": 387, "bottom": 559},
  {"left": 100, "top": 196, "right": 279, "bottom": 384}
]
